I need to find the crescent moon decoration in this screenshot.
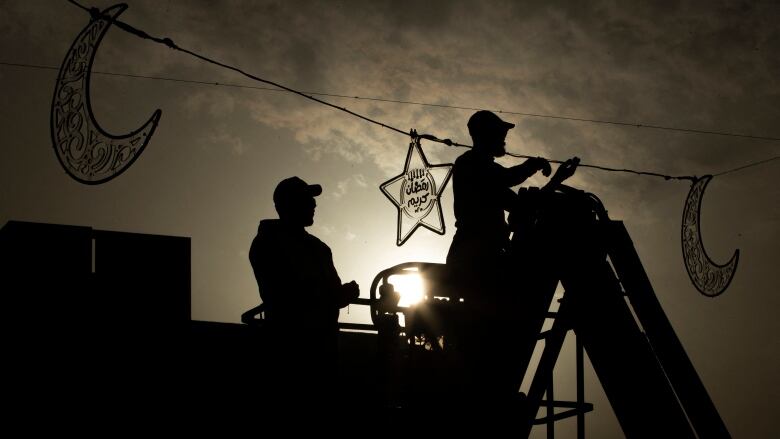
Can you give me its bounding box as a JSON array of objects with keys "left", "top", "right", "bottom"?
[
  {"left": 51, "top": 3, "right": 161, "bottom": 185},
  {"left": 681, "top": 175, "right": 739, "bottom": 297}
]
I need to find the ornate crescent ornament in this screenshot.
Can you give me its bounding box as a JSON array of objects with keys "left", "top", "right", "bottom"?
[
  {"left": 681, "top": 175, "right": 739, "bottom": 296},
  {"left": 51, "top": 3, "right": 161, "bottom": 184}
]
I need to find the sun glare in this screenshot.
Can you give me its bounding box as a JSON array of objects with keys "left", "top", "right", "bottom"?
[{"left": 388, "top": 272, "right": 425, "bottom": 307}]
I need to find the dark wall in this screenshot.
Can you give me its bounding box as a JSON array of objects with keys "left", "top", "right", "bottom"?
[
  {"left": 93, "top": 229, "right": 190, "bottom": 333},
  {"left": 0, "top": 221, "right": 92, "bottom": 323},
  {"left": 0, "top": 220, "right": 190, "bottom": 334},
  {"left": 1, "top": 220, "right": 191, "bottom": 401},
  {"left": 1, "top": 220, "right": 381, "bottom": 407}
]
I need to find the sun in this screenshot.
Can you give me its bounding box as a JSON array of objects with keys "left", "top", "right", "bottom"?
[{"left": 388, "top": 271, "right": 426, "bottom": 307}]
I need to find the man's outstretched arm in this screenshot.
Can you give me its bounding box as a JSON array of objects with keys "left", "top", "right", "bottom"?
[{"left": 500, "top": 157, "right": 552, "bottom": 187}]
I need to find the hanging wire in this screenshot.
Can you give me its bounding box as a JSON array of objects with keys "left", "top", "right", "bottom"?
[
  {"left": 66, "top": 1, "right": 409, "bottom": 136},
  {"left": 5, "top": 59, "right": 780, "bottom": 144},
  {"left": 61, "top": 1, "right": 779, "bottom": 182},
  {"left": 713, "top": 155, "right": 780, "bottom": 177}
]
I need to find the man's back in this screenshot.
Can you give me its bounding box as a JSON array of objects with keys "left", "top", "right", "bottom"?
[
  {"left": 249, "top": 218, "right": 341, "bottom": 332},
  {"left": 247, "top": 176, "right": 361, "bottom": 404},
  {"left": 451, "top": 149, "right": 514, "bottom": 250}
]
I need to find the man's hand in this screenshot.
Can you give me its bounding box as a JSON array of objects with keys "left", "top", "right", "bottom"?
[
  {"left": 338, "top": 281, "right": 360, "bottom": 307},
  {"left": 543, "top": 157, "right": 579, "bottom": 191},
  {"left": 526, "top": 157, "right": 552, "bottom": 177},
  {"left": 552, "top": 157, "right": 579, "bottom": 183}
]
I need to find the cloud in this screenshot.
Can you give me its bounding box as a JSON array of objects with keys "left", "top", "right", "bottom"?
[
  {"left": 331, "top": 178, "right": 350, "bottom": 199},
  {"left": 330, "top": 174, "right": 370, "bottom": 199},
  {"left": 10, "top": 0, "right": 776, "bottom": 202},
  {"left": 313, "top": 224, "right": 334, "bottom": 236},
  {"left": 353, "top": 173, "right": 368, "bottom": 187},
  {"left": 2, "top": 3, "right": 777, "bottom": 436},
  {"left": 15, "top": 0, "right": 776, "bottom": 177},
  {"left": 184, "top": 89, "right": 237, "bottom": 118},
  {"left": 208, "top": 125, "right": 246, "bottom": 155},
  {"left": 130, "top": 0, "right": 777, "bottom": 185}
]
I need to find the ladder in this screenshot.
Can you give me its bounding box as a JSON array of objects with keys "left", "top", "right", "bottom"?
[
  {"left": 526, "top": 298, "right": 592, "bottom": 439},
  {"left": 515, "top": 187, "right": 729, "bottom": 438},
  {"left": 369, "top": 187, "right": 729, "bottom": 438}
]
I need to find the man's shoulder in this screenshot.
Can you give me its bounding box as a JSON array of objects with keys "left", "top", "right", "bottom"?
[
  {"left": 251, "top": 219, "right": 331, "bottom": 253},
  {"left": 455, "top": 149, "right": 476, "bottom": 163},
  {"left": 255, "top": 218, "right": 280, "bottom": 236},
  {"left": 303, "top": 232, "right": 331, "bottom": 252},
  {"left": 455, "top": 149, "right": 496, "bottom": 172},
  {"left": 454, "top": 150, "right": 474, "bottom": 170}
]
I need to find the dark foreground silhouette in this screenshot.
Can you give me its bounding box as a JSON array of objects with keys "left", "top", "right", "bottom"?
[
  {"left": 248, "top": 176, "right": 360, "bottom": 405},
  {"left": 356, "top": 111, "right": 729, "bottom": 435},
  {"left": 1, "top": 206, "right": 730, "bottom": 433},
  {"left": 444, "top": 110, "right": 578, "bottom": 408},
  {"left": 0, "top": 219, "right": 377, "bottom": 411},
  {"left": 0, "top": 220, "right": 191, "bottom": 409},
  {"left": 369, "top": 182, "right": 729, "bottom": 436}
]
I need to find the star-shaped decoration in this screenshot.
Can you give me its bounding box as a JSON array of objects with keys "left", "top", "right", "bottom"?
[{"left": 380, "top": 137, "right": 453, "bottom": 246}]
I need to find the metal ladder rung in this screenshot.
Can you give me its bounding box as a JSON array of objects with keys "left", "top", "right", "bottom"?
[
  {"left": 534, "top": 403, "right": 594, "bottom": 425},
  {"left": 539, "top": 400, "right": 594, "bottom": 410},
  {"left": 522, "top": 297, "right": 589, "bottom": 439},
  {"left": 537, "top": 327, "right": 568, "bottom": 340}
]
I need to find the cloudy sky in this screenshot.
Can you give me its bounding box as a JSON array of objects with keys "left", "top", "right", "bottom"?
[{"left": 1, "top": 0, "right": 778, "bottom": 435}]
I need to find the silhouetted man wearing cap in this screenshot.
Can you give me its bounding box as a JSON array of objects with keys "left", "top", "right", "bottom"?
[
  {"left": 249, "top": 176, "right": 359, "bottom": 404},
  {"left": 448, "top": 110, "right": 578, "bottom": 271},
  {"left": 447, "top": 110, "right": 578, "bottom": 407}
]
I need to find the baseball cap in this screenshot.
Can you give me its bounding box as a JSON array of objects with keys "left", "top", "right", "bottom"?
[
  {"left": 467, "top": 110, "right": 515, "bottom": 137},
  {"left": 273, "top": 176, "right": 322, "bottom": 205}
]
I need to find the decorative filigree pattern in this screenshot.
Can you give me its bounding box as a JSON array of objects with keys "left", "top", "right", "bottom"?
[
  {"left": 681, "top": 175, "right": 739, "bottom": 296},
  {"left": 380, "top": 136, "right": 453, "bottom": 246},
  {"left": 50, "top": 4, "right": 161, "bottom": 185}
]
